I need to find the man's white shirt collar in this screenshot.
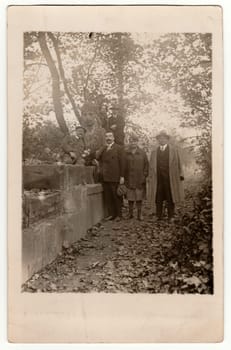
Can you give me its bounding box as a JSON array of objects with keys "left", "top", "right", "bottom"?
[
  {"left": 106, "top": 142, "right": 114, "bottom": 150},
  {"left": 160, "top": 144, "right": 168, "bottom": 151}
]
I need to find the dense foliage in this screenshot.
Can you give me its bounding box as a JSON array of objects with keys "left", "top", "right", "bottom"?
[
  {"left": 23, "top": 114, "right": 64, "bottom": 162},
  {"left": 23, "top": 32, "right": 212, "bottom": 177},
  {"left": 163, "top": 180, "right": 213, "bottom": 293}
]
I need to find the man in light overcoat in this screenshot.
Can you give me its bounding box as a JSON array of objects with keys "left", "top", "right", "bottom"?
[{"left": 148, "top": 130, "right": 184, "bottom": 221}]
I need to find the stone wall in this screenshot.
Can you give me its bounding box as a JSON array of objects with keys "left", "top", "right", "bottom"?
[
  {"left": 23, "top": 191, "right": 62, "bottom": 228},
  {"left": 23, "top": 164, "right": 96, "bottom": 190},
  {"left": 22, "top": 165, "right": 104, "bottom": 283}
]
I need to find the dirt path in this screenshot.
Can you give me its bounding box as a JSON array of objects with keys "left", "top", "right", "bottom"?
[{"left": 22, "top": 180, "right": 213, "bottom": 294}]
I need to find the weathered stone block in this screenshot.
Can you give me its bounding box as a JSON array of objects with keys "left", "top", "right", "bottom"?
[
  {"left": 23, "top": 165, "right": 64, "bottom": 190},
  {"left": 22, "top": 183, "right": 105, "bottom": 283},
  {"left": 23, "top": 191, "right": 62, "bottom": 228},
  {"left": 23, "top": 164, "right": 95, "bottom": 190},
  {"left": 62, "top": 185, "right": 88, "bottom": 214},
  {"left": 22, "top": 217, "right": 66, "bottom": 282},
  {"left": 86, "top": 184, "right": 104, "bottom": 226}
]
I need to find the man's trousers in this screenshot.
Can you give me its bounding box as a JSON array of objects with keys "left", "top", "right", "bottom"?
[
  {"left": 156, "top": 176, "right": 175, "bottom": 219},
  {"left": 102, "top": 182, "right": 122, "bottom": 218}
]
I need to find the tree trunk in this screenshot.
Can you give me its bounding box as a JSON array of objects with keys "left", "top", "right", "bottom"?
[
  {"left": 47, "top": 32, "right": 82, "bottom": 123},
  {"left": 116, "top": 34, "right": 125, "bottom": 136},
  {"left": 38, "top": 32, "right": 69, "bottom": 135}
]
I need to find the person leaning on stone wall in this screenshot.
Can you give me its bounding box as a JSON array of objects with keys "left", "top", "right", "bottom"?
[
  {"left": 61, "top": 125, "right": 87, "bottom": 165},
  {"left": 147, "top": 130, "right": 184, "bottom": 223}
]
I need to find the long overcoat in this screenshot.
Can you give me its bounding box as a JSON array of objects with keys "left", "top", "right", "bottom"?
[
  {"left": 147, "top": 144, "right": 184, "bottom": 212},
  {"left": 124, "top": 147, "right": 149, "bottom": 189}
]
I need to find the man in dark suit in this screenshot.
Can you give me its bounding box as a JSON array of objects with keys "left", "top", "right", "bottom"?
[{"left": 96, "top": 131, "right": 125, "bottom": 221}]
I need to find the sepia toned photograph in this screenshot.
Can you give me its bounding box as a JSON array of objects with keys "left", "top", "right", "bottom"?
[
  {"left": 8, "top": 5, "right": 223, "bottom": 343},
  {"left": 21, "top": 31, "right": 213, "bottom": 295}
]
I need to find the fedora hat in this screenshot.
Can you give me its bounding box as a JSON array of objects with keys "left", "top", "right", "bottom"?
[{"left": 156, "top": 130, "right": 170, "bottom": 140}]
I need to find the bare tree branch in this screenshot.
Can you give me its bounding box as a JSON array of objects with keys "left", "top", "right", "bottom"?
[
  {"left": 47, "top": 32, "right": 81, "bottom": 123},
  {"left": 24, "top": 78, "right": 52, "bottom": 100},
  {"left": 82, "top": 44, "right": 99, "bottom": 100},
  {"left": 24, "top": 56, "right": 44, "bottom": 97},
  {"left": 24, "top": 62, "right": 48, "bottom": 70},
  {"left": 38, "top": 32, "right": 69, "bottom": 134}
]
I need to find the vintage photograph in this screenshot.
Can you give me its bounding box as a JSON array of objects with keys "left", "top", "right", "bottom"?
[
  {"left": 21, "top": 31, "right": 213, "bottom": 294},
  {"left": 8, "top": 5, "right": 223, "bottom": 343}
]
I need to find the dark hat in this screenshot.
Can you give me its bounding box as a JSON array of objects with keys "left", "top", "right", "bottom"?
[
  {"left": 76, "top": 125, "right": 87, "bottom": 133},
  {"left": 156, "top": 130, "right": 170, "bottom": 140}
]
